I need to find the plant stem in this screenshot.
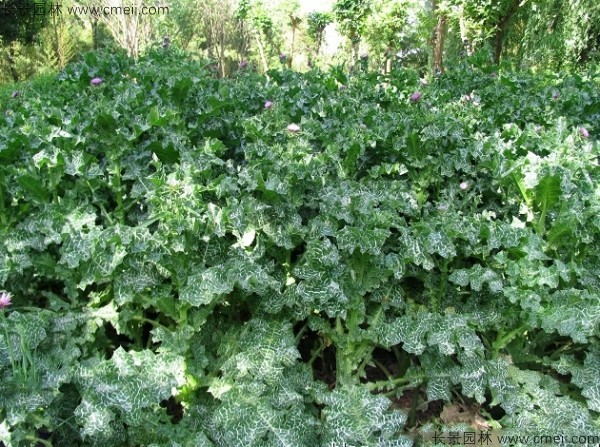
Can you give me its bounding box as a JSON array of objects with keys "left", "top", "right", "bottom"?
[
  {"left": 0, "top": 184, "right": 7, "bottom": 226},
  {"left": 435, "top": 259, "right": 449, "bottom": 312},
  {"left": 335, "top": 316, "right": 351, "bottom": 386},
  {"left": 24, "top": 436, "right": 52, "bottom": 447},
  {"left": 366, "top": 372, "right": 433, "bottom": 391},
  {"left": 492, "top": 325, "right": 528, "bottom": 356},
  {"left": 308, "top": 341, "right": 326, "bottom": 366},
  {"left": 113, "top": 160, "right": 124, "bottom": 225},
  {"left": 130, "top": 316, "right": 170, "bottom": 331},
  {"left": 294, "top": 322, "right": 307, "bottom": 344},
  {"left": 373, "top": 358, "right": 394, "bottom": 382},
  {"left": 0, "top": 312, "right": 18, "bottom": 382}
]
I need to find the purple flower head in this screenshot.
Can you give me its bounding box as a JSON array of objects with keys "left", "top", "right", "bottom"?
[
  {"left": 0, "top": 291, "right": 12, "bottom": 309},
  {"left": 239, "top": 60, "right": 248, "bottom": 69},
  {"left": 264, "top": 100, "right": 273, "bottom": 109},
  {"left": 410, "top": 91, "right": 422, "bottom": 102},
  {"left": 551, "top": 90, "right": 560, "bottom": 100},
  {"left": 579, "top": 127, "right": 589, "bottom": 138},
  {"left": 90, "top": 77, "right": 103, "bottom": 86},
  {"left": 287, "top": 123, "right": 301, "bottom": 133},
  {"left": 11, "top": 90, "right": 19, "bottom": 98},
  {"left": 279, "top": 53, "right": 287, "bottom": 63},
  {"left": 459, "top": 181, "right": 469, "bottom": 190}
]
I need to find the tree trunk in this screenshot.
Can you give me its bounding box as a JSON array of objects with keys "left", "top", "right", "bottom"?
[
  {"left": 351, "top": 38, "right": 359, "bottom": 64},
  {"left": 92, "top": 17, "right": 99, "bottom": 50},
  {"left": 288, "top": 27, "right": 295, "bottom": 69},
  {"left": 384, "top": 46, "right": 393, "bottom": 73},
  {"left": 432, "top": 13, "right": 447, "bottom": 74},
  {"left": 493, "top": 27, "right": 504, "bottom": 64},
  {"left": 255, "top": 32, "right": 269, "bottom": 73},
  {"left": 315, "top": 28, "right": 324, "bottom": 58},
  {"left": 219, "top": 24, "right": 226, "bottom": 77},
  {"left": 7, "top": 45, "right": 19, "bottom": 83},
  {"left": 52, "top": 13, "right": 63, "bottom": 67},
  {"left": 492, "top": 0, "right": 520, "bottom": 64},
  {"left": 458, "top": 4, "right": 473, "bottom": 56}
]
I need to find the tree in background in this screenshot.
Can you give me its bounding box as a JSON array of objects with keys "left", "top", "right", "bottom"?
[
  {"left": 430, "top": 0, "right": 448, "bottom": 74},
  {"left": 434, "top": 0, "right": 598, "bottom": 69},
  {"left": 288, "top": 12, "right": 302, "bottom": 69},
  {"left": 2, "top": 0, "right": 600, "bottom": 85},
  {"left": 155, "top": 0, "right": 203, "bottom": 51},
  {"left": 459, "top": 0, "right": 522, "bottom": 64},
  {"left": 72, "top": 0, "right": 155, "bottom": 58},
  {"left": 307, "top": 11, "right": 333, "bottom": 63},
  {"left": 251, "top": 10, "right": 273, "bottom": 72},
  {"left": 0, "top": 0, "right": 50, "bottom": 82},
  {"left": 511, "top": 0, "right": 600, "bottom": 68},
  {"left": 237, "top": 0, "right": 272, "bottom": 73},
  {"left": 37, "top": 0, "right": 90, "bottom": 72},
  {"left": 333, "top": 0, "right": 372, "bottom": 63},
  {"left": 200, "top": 0, "right": 243, "bottom": 77},
  {"left": 364, "top": 0, "right": 411, "bottom": 72},
  {"left": 424, "top": 0, "right": 524, "bottom": 71}
]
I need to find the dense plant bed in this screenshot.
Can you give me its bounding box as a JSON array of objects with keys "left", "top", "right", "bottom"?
[{"left": 1, "top": 49, "right": 599, "bottom": 446}]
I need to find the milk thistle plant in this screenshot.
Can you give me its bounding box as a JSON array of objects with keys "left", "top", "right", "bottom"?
[
  {"left": 0, "top": 291, "right": 40, "bottom": 390},
  {"left": 0, "top": 49, "right": 599, "bottom": 446}
]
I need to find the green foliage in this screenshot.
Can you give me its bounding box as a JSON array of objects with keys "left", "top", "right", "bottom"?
[
  {"left": 307, "top": 11, "right": 333, "bottom": 56},
  {"left": 363, "top": 0, "right": 421, "bottom": 70},
  {"left": 155, "top": 0, "right": 205, "bottom": 51},
  {"left": 1, "top": 49, "right": 599, "bottom": 446},
  {"left": 514, "top": 0, "right": 600, "bottom": 67},
  {"left": 0, "top": 0, "right": 50, "bottom": 44},
  {"left": 334, "top": 0, "right": 372, "bottom": 60}
]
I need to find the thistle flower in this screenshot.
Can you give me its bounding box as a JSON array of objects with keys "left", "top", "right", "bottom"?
[
  {"left": 410, "top": 91, "right": 422, "bottom": 102},
  {"left": 239, "top": 60, "right": 248, "bottom": 69},
  {"left": 264, "top": 100, "right": 273, "bottom": 109},
  {"left": 90, "top": 77, "right": 103, "bottom": 86},
  {"left": 579, "top": 127, "right": 589, "bottom": 138},
  {"left": 287, "top": 123, "right": 300, "bottom": 133},
  {"left": 459, "top": 181, "right": 469, "bottom": 190},
  {"left": 0, "top": 291, "right": 12, "bottom": 309},
  {"left": 11, "top": 91, "right": 19, "bottom": 98},
  {"left": 551, "top": 90, "right": 559, "bottom": 100}
]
